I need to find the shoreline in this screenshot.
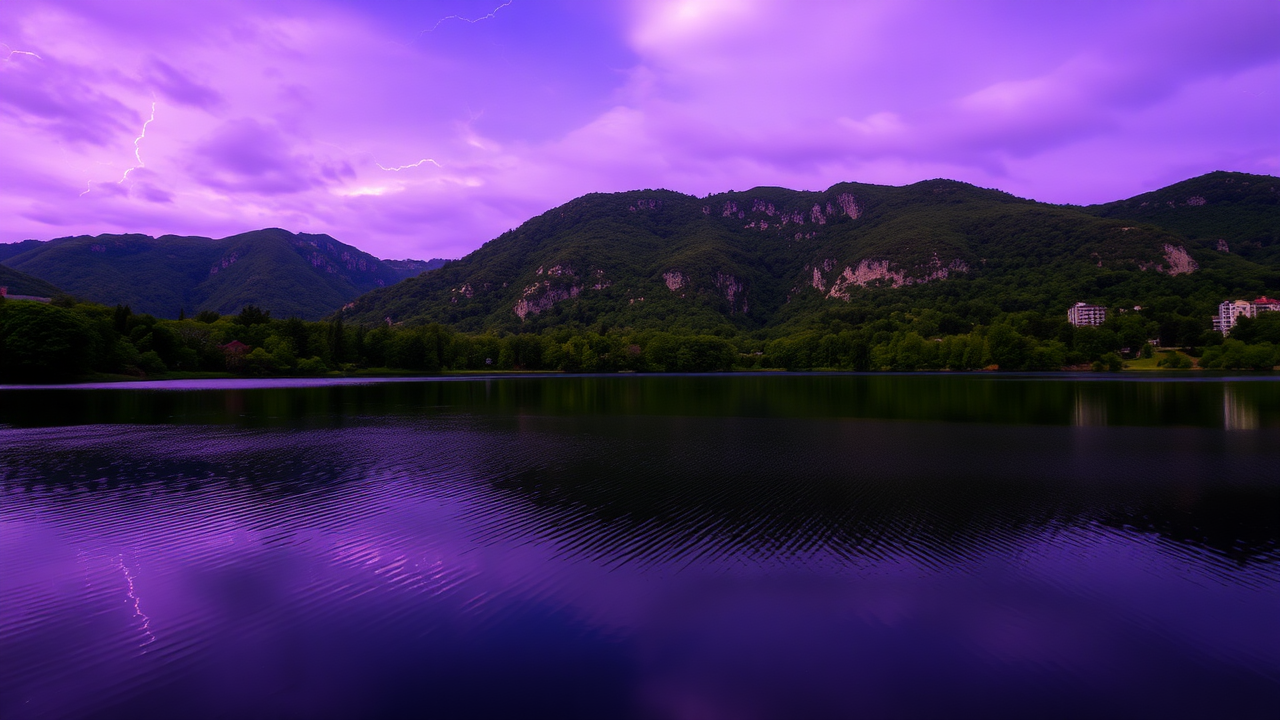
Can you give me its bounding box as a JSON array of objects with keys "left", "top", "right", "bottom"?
[{"left": 2, "top": 368, "right": 1278, "bottom": 391}]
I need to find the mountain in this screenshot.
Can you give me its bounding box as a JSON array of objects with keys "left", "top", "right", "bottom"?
[
  {"left": 385, "top": 258, "right": 451, "bottom": 279},
  {"left": 0, "top": 264, "right": 61, "bottom": 298},
  {"left": 0, "top": 229, "right": 446, "bottom": 319},
  {"left": 1086, "top": 170, "right": 1280, "bottom": 262},
  {"left": 340, "top": 173, "right": 1280, "bottom": 333},
  {"left": 0, "top": 239, "right": 44, "bottom": 264}
]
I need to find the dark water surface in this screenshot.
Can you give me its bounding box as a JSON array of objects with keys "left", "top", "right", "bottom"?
[{"left": 1, "top": 374, "right": 1278, "bottom": 719}]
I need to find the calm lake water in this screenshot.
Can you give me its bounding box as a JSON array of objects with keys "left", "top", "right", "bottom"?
[{"left": 1, "top": 374, "right": 1278, "bottom": 719}]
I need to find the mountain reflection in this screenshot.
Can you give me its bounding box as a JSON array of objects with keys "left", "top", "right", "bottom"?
[
  {"left": 3, "top": 380, "right": 1277, "bottom": 570},
  {"left": 4, "top": 374, "right": 1278, "bottom": 429}
]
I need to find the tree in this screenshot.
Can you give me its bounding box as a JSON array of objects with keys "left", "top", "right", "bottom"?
[
  {"left": 0, "top": 302, "right": 95, "bottom": 381},
  {"left": 113, "top": 304, "right": 132, "bottom": 334},
  {"left": 234, "top": 305, "right": 271, "bottom": 326},
  {"left": 986, "top": 324, "right": 1030, "bottom": 370},
  {"left": 282, "top": 317, "right": 311, "bottom": 358},
  {"left": 1072, "top": 326, "right": 1120, "bottom": 362},
  {"left": 326, "top": 316, "right": 345, "bottom": 364},
  {"left": 1230, "top": 313, "right": 1280, "bottom": 345}
]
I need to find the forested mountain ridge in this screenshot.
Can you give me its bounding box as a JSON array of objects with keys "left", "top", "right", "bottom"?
[
  {"left": 5, "top": 171, "right": 1279, "bottom": 382},
  {"left": 385, "top": 258, "right": 451, "bottom": 276},
  {"left": 0, "top": 264, "right": 61, "bottom": 298},
  {"left": 341, "top": 172, "right": 1280, "bottom": 334},
  {"left": 0, "top": 229, "right": 446, "bottom": 319},
  {"left": 1086, "top": 170, "right": 1280, "bottom": 262}
]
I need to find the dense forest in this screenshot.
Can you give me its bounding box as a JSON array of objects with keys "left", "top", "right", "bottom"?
[
  {"left": 342, "top": 172, "right": 1280, "bottom": 335},
  {"left": 0, "top": 263, "right": 62, "bottom": 298},
  {"left": 3, "top": 294, "right": 1277, "bottom": 383},
  {"left": 0, "top": 229, "right": 447, "bottom": 319},
  {"left": 3, "top": 171, "right": 1277, "bottom": 382}
]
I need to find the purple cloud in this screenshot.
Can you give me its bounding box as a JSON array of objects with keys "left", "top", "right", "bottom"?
[
  {"left": 191, "top": 118, "right": 326, "bottom": 195},
  {"left": 145, "top": 59, "right": 223, "bottom": 110},
  {"left": 0, "top": 0, "right": 1275, "bottom": 259},
  {"left": 0, "top": 55, "right": 138, "bottom": 145}
]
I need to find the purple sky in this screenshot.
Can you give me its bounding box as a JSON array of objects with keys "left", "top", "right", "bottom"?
[{"left": 1, "top": 0, "right": 1277, "bottom": 260}]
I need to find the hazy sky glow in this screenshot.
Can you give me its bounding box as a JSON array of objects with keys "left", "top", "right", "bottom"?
[{"left": 1, "top": 0, "right": 1277, "bottom": 259}]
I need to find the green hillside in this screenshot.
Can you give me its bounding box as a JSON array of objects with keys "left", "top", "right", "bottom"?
[
  {"left": 1086, "top": 170, "right": 1280, "bottom": 264},
  {"left": 0, "top": 229, "right": 442, "bottom": 319},
  {"left": 0, "top": 239, "right": 44, "bottom": 264},
  {"left": 0, "top": 264, "right": 61, "bottom": 298},
  {"left": 342, "top": 173, "right": 1280, "bottom": 336}
]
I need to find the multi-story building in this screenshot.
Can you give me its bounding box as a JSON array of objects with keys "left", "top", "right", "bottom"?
[
  {"left": 1213, "top": 297, "right": 1280, "bottom": 335},
  {"left": 1067, "top": 302, "right": 1107, "bottom": 327}
]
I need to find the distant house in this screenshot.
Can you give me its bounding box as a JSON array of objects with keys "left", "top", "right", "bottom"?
[
  {"left": 1068, "top": 302, "right": 1106, "bottom": 327},
  {"left": 1213, "top": 297, "right": 1280, "bottom": 335},
  {"left": 219, "top": 340, "right": 251, "bottom": 369}
]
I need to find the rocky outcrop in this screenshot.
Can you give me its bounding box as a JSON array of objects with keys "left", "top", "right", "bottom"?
[
  {"left": 805, "top": 258, "right": 837, "bottom": 292},
  {"left": 629, "top": 198, "right": 662, "bottom": 212},
  {"left": 536, "top": 264, "right": 575, "bottom": 277},
  {"left": 810, "top": 267, "right": 826, "bottom": 292},
  {"left": 1160, "top": 244, "right": 1197, "bottom": 275},
  {"left": 209, "top": 251, "right": 241, "bottom": 275},
  {"left": 827, "top": 260, "right": 907, "bottom": 298},
  {"left": 663, "top": 270, "right": 687, "bottom": 291},
  {"left": 807, "top": 255, "right": 968, "bottom": 300},
  {"left": 514, "top": 282, "right": 582, "bottom": 320},
  {"left": 1140, "top": 244, "right": 1198, "bottom": 275},
  {"left": 715, "top": 272, "right": 747, "bottom": 313},
  {"left": 836, "top": 193, "right": 862, "bottom": 219}
]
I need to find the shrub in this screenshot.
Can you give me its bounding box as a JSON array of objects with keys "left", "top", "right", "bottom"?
[{"left": 137, "top": 350, "right": 168, "bottom": 375}]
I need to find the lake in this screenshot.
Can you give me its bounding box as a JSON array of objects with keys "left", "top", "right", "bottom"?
[{"left": 1, "top": 374, "right": 1277, "bottom": 719}]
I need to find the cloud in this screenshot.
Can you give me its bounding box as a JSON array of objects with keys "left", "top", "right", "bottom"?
[
  {"left": 0, "top": 54, "right": 138, "bottom": 145},
  {"left": 190, "top": 118, "right": 350, "bottom": 195},
  {"left": 0, "top": 0, "right": 1275, "bottom": 259},
  {"left": 145, "top": 59, "right": 223, "bottom": 110}
]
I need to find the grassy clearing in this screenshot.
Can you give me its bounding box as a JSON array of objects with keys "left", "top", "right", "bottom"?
[{"left": 1125, "top": 351, "right": 1197, "bottom": 370}]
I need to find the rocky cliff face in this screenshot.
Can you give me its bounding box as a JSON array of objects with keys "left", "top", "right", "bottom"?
[
  {"left": 797, "top": 255, "right": 968, "bottom": 300},
  {"left": 1159, "top": 244, "right": 1198, "bottom": 275}
]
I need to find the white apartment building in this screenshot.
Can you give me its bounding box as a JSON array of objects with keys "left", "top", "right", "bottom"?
[
  {"left": 1213, "top": 297, "right": 1280, "bottom": 335},
  {"left": 1068, "top": 302, "right": 1107, "bottom": 327}
]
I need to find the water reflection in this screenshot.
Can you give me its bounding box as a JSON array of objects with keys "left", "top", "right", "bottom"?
[
  {"left": 3, "top": 374, "right": 1280, "bottom": 430},
  {"left": 1224, "top": 385, "right": 1260, "bottom": 430},
  {"left": 1072, "top": 389, "right": 1107, "bottom": 427},
  {"left": 0, "top": 376, "right": 1277, "bottom": 719}
]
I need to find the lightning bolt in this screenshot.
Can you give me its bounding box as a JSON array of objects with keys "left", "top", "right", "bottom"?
[
  {"left": 1, "top": 42, "right": 42, "bottom": 63},
  {"left": 414, "top": 1, "right": 514, "bottom": 42},
  {"left": 376, "top": 158, "right": 442, "bottom": 171},
  {"left": 79, "top": 162, "right": 116, "bottom": 198},
  {"left": 119, "top": 99, "right": 156, "bottom": 184},
  {"left": 116, "top": 556, "right": 156, "bottom": 648}
]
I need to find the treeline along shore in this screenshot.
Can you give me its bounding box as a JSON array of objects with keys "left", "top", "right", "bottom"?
[{"left": 2, "top": 294, "right": 1278, "bottom": 383}]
